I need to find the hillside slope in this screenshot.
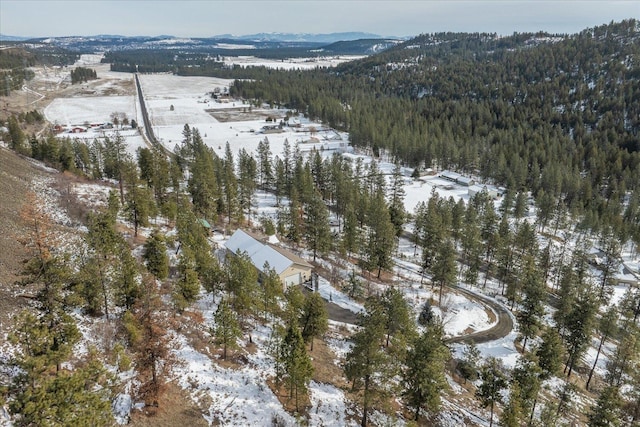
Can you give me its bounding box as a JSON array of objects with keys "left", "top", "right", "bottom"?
[{"left": 0, "top": 147, "right": 54, "bottom": 334}]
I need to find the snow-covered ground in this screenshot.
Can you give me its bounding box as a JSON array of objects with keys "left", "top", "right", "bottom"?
[
  {"left": 28, "top": 59, "right": 640, "bottom": 426},
  {"left": 223, "top": 55, "right": 366, "bottom": 71}
]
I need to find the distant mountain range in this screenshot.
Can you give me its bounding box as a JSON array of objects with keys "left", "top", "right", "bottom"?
[
  {"left": 0, "top": 33, "right": 403, "bottom": 56},
  {"left": 0, "top": 34, "right": 30, "bottom": 42},
  {"left": 212, "top": 32, "right": 390, "bottom": 43},
  {"left": 0, "top": 32, "right": 402, "bottom": 44}
]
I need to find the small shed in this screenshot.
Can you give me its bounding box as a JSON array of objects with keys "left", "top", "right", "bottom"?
[{"left": 198, "top": 218, "right": 212, "bottom": 233}]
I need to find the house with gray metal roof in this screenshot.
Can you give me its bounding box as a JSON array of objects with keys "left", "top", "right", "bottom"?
[{"left": 225, "top": 229, "right": 313, "bottom": 288}]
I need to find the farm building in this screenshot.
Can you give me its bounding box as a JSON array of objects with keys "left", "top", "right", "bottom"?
[
  {"left": 468, "top": 184, "right": 502, "bottom": 199},
  {"left": 440, "top": 170, "right": 461, "bottom": 182},
  {"left": 456, "top": 176, "right": 475, "bottom": 186},
  {"left": 225, "top": 229, "right": 313, "bottom": 288},
  {"left": 440, "top": 170, "right": 475, "bottom": 186}
]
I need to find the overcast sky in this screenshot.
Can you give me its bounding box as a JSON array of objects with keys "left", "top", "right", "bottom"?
[{"left": 1, "top": 1, "right": 638, "bottom": 38}]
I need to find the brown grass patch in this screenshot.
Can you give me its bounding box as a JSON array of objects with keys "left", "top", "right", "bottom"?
[
  {"left": 309, "top": 337, "right": 349, "bottom": 388},
  {"left": 266, "top": 376, "right": 312, "bottom": 417},
  {"left": 128, "top": 382, "right": 208, "bottom": 427}
]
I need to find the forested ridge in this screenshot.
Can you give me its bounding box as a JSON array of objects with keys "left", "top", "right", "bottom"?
[
  {"left": 0, "top": 45, "right": 79, "bottom": 96},
  {"left": 230, "top": 19, "right": 640, "bottom": 235}
]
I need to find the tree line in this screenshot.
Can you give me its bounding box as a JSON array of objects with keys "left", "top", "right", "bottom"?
[
  {"left": 3, "top": 113, "right": 640, "bottom": 424},
  {"left": 70, "top": 66, "right": 97, "bottom": 84}
]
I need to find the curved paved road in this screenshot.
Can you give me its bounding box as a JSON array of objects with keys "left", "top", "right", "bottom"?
[
  {"left": 445, "top": 285, "right": 514, "bottom": 344},
  {"left": 314, "top": 270, "right": 514, "bottom": 345}
]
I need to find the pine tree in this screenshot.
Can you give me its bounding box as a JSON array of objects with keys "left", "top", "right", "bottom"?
[
  {"left": 588, "top": 385, "right": 622, "bottom": 427},
  {"left": 175, "top": 204, "right": 216, "bottom": 278},
  {"left": 17, "top": 194, "right": 82, "bottom": 373},
  {"left": 620, "top": 287, "right": 640, "bottom": 324},
  {"left": 516, "top": 254, "right": 546, "bottom": 351},
  {"left": 8, "top": 309, "right": 81, "bottom": 380},
  {"left": 281, "top": 138, "right": 293, "bottom": 196},
  {"left": 587, "top": 307, "right": 619, "bottom": 390},
  {"left": 461, "top": 203, "right": 482, "bottom": 287},
  {"left": 74, "top": 257, "right": 104, "bottom": 316},
  {"left": 226, "top": 250, "right": 259, "bottom": 329},
  {"left": 212, "top": 297, "right": 241, "bottom": 360},
  {"left": 299, "top": 291, "right": 328, "bottom": 351},
  {"left": 431, "top": 238, "right": 457, "bottom": 305},
  {"left": 363, "top": 189, "right": 396, "bottom": 278},
  {"left": 605, "top": 322, "right": 640, "bottom": 388},
  {"left": 500, "top": 381, "right": 525, "bottom": 427},
  {"left": 284, "top": 187, "right": 303, "bottom": 243},
  {"left": 83, "top": 209, "right": 123, "bottom": 318},
  {"left": 8, "top": 340, "right": 113, "bottom": 426},
  {"left": 343, "top": 269, "right": 364, "bottom": 300},
  {"left": 143, "top": 229, "right": 169, "bottom": 280},
  {"left": 274, "top": 156, "right": 286, "bottom": 206},
  {"left": 113, "top": 246, "right": 141, "bottom": 310},
  {"left": 345, "top": 308, "right": 389, "bottom": 427},
  {"left": 222, "top": 142, "right": 239, "bottom": 224},
  {"left": 188, "top": 135, "right": 219, "bottom": 221},
  {"left": 513, "top": 191, "right": 528, "bottom": 219},
  {"left": 283, "top": 284, "right": 306, "bottom": 325},
  {"left": 497, "top": 215, "right": 516, "bottom": 298},
  {"left": 388, "top": 163, "right": 406, "bottom": 237},
  {"left": 401, "top": 322, "right": 450, "bottom": 421},
  {"left": 7, "top": 115, "right": 26, "bottom": 153},
  {"left": 340, "top": 203, "right": 360, "bottom": 258},
  {"left": 344, "top": 302, "right": 392, "bottom": 427},
  {"left": 376, "top": 287, "right": 416, "bottom": 348},
  {"left": 137, "top": 146, "right": 154, "bottom": 187},
  {"left": 457, "top": 342, "right": 480, "bottom": 383},
  {"left": 564, "top": 286, "right": 598, "bottom": 378},
  {"left": 125, "top": 275, "right": 174, "bottom": 407},
  {"left": 303, "top": 189, "right": 332, "bottom": 261},
  {"left": 418, "top": 192, "right": 446, "bottom": 275},
  {"left": 417, "top": 301, "right": 435, "bottom": 327},
  {"left": 238, "top": 148, "right": 257, "bottom": 224},
  {"left": 623, "top": 359, "right": 640, "bottom": 424},
  {"left": 280, "top": 324, "right": 313, "bottom": 413},
  {"left": 512, "top": 355, "right": 542, "bottom": 424},
  {"left": 174, "top": 248, "right": 200, "bottom": 311},
  {"left": 150, "top": 146, "right": 171, "bottom": 208},
  {"left": 536, "top": 326, "right": 565, "bottom": 379},
  {"left": 597, "top": 226, "right": 622, "bottom": 301},
  {"left": 257, "top": 137, "right": 273, "bottom": 190},
  {"left": 475, "top": 357, "right": 508, "bottom": 427},
  {"left": 260, "top": 262, "right": 283, "bottom": 321},
  {"left": 102, "top": 131, "right": 131, "bottom": 204}
]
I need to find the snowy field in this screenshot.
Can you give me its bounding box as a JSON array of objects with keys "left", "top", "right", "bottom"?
[
  {"left": 45, "top": 96, "right": 135, "bottom": 127},
  {"left": 222, "top": 55, "right": 366, "bottom": 70}
]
